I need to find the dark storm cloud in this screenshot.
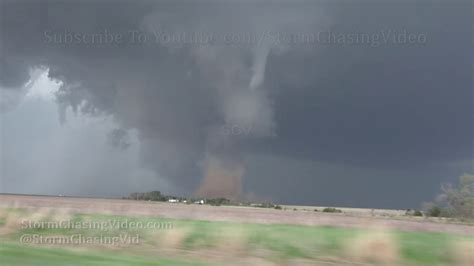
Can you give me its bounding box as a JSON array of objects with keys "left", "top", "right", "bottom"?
[
  {"left": 246, "top": 1, "right": 473, "bottom": 169},
  {"left": 1, "top": 0, "right": 472, "bottom": 207}
]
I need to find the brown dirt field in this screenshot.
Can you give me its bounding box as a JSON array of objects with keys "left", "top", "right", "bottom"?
[{"left": 1, "top": 194, "right": 473, "bottom": 236}]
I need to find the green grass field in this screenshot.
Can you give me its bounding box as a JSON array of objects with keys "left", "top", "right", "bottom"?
[{"left": 0, "top": 208, "right": 472, "bottom": 265}]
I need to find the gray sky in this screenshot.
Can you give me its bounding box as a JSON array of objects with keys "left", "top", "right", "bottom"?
[{"left": 0, "top": 0, "right": 472, "bottom": 209}]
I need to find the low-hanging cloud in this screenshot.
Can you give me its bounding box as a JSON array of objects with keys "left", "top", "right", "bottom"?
[{"left": 1, "top": 0, "right": 472, "bottom": 207}]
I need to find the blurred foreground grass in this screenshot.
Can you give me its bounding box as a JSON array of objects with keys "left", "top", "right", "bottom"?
[
  {"left": 0, "top": 242, "right": 201, "bottom": 266},
  {"left": 0, "top": 207, "right": 472, "bottom": 265}
]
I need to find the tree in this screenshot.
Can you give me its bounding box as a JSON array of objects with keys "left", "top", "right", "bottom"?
[
  {"left": 428, "top": 173, "right": 474, "bottom": 218},
  {"left": 128, "top": 191, "right": 166, "bottom": 201},
  {"left": 442, "top": 173, "right": 474, "bottom": 218}
]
